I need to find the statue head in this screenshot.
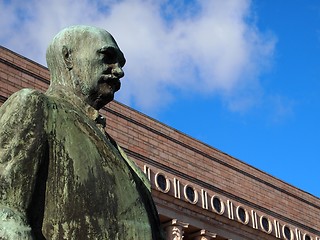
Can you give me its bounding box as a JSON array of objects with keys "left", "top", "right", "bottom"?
[{"left": 46, "top": 25, "right": 126, "bottom": 109}]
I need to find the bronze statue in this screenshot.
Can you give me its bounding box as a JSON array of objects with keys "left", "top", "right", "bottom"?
[{"left": 0, "top": 25, "right": 163, "bottom": 239}]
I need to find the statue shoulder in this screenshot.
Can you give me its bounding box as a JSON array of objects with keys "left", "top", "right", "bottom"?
[
  {"left": 1, "top": 88, "right": 48, "bottom": 111},
  {"left": 0, "top": 89, "right": 49, "bottom": 129},
  {"left": 9, "top": 88, "right": 47, "bottom": 103}
]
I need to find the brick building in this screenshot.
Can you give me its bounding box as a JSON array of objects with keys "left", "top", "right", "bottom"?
[{"left": 0, "top": 45, "right": 319, "bottom": 239}]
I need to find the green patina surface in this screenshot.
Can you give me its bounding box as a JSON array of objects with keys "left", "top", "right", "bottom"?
[{"left": 0, "top": 26, "right": 163, "bottom": 240}]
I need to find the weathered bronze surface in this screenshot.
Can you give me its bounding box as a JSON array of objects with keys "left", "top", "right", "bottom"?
[{"left": 0, "top": 26, "right": 163, "bottom": 239}]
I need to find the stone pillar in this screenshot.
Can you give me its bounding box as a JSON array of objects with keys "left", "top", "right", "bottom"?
[
  {"left": 162, "top": 219, "right": 189, "bottom": 240},
  {"left": 189, "top": 229, "right": 216, "bottom": 240}
]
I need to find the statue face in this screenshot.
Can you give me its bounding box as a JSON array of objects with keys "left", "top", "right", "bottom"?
[{"left": 71, "top": 30, "right": 126, "bottom": 110}]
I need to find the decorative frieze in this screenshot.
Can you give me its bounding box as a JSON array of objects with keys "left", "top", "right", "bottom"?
[{"left": 146, "top": 166, "right": 320, "bottom": 240}]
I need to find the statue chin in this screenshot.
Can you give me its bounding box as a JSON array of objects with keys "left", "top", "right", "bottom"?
[
  {"left": 86, "top": 88, "right": 115, "bottom": 110},
  {"left": 95, "top": 96, "right": 114, "bottom": 109}
]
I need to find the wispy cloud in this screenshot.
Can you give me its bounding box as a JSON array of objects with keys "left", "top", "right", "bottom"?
[
  {"left": 0, "top": 0, "right": 276, "bottom": 112},
  {"left": 267, "top": 95, "right": 295, "bottom": 124}
]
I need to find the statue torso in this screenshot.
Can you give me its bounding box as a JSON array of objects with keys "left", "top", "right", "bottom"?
[{"left": 40, "top": 96, "right": 153, "bottom": 240}]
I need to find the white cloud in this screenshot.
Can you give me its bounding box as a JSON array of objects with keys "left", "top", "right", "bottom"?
[{"left": 0, "top": 0, "right": 275, "bottom": 112}]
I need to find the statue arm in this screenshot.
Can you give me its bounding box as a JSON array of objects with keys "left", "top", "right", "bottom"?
[
  {"left": 116, "top": 144, "right": 152, "bottom": 191},
  {"left": 109, "top": 139, "right": 165, "bottom": 239},
  {"left": 0, "top": 89, "right": 48, "bottom": 239}
]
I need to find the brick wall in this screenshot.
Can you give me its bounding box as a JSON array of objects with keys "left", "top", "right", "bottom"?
[
  {"left": 105, "top": 97, "right": 320, "bottom": 235},
  {"left": 1, "top": 45, "right": 319, "bottom": 239}
]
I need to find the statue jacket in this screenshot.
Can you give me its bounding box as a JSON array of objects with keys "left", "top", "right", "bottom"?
[{"left": 0, "top": 89, "right": 163, "bottom": 240}]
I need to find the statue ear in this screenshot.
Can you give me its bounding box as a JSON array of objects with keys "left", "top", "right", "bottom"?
[{"left": 62, "top": 45, "right": 73, "bottom": 70}]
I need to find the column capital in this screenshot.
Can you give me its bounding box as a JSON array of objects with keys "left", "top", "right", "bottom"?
[
  {"left": 162, "top": 218, "right": 189, "bottom": 229},
  {"left": 162, "top": 219, "right": 189, "bottom": 240},
  {"left": 189, "top": 229, "right": 217, "bottom": 240}
]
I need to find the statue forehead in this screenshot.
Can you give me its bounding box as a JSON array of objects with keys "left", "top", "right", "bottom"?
[
  {"left": 56, "top": 26, "right": 119, "bottom": 49},
  {"left": 48, "top": 25, "right": 125, "bottom": 66}
]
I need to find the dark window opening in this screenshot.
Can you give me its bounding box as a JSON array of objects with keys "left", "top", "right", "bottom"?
[
  {"left": 283, "top": 226, "right": 291, "bottom": 240},
  {"left": 261, "top": 216, "right": 270, "bottom": 231},
  {"left": 304, "top": 235, "right": 311, "bottom": 240},
  {"left": 237, "top": 207, "right": 246, "bottom": 223},
  {"left": 186, "top": 186, "right": 195, "bottom": 202},
  {"left": 212, "top": 197, "right": 222, "bottom": 213},
  {"left": 156, "top": 174, "right": 167, "bottom": 191}
]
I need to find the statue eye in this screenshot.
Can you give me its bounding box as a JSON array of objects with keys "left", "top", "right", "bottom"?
[{"left": 98, "top": 47, "right": 117, "bottom": 64}]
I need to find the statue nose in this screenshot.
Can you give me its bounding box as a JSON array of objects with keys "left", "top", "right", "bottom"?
[{"left": 112, "top": 65, "right": 124, "bottom": 78}]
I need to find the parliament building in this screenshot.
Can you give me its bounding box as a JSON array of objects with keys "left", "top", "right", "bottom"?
[{"left": 0, "top": 45, "right": 319, "bottom": 239}]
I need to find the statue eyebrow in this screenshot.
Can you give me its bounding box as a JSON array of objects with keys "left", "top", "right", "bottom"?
[{"left": 97, "top": 46, "right": 116, "bottom": 53}]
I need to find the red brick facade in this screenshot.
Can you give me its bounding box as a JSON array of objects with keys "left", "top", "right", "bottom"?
[{"left": 1, "top": 45, "right": 319, "bottom": 239}]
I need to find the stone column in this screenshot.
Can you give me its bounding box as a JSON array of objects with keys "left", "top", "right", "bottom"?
[
  {"left": 189, "top": 229, "right": 216, "bottom": 240},
  {"left": 162, "top": 219, "right": 189, "bottom": 240}
]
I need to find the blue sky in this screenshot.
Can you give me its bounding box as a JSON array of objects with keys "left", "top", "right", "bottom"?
[{"left": 1, "top": 0, "right": 319, "bottom": 198}]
